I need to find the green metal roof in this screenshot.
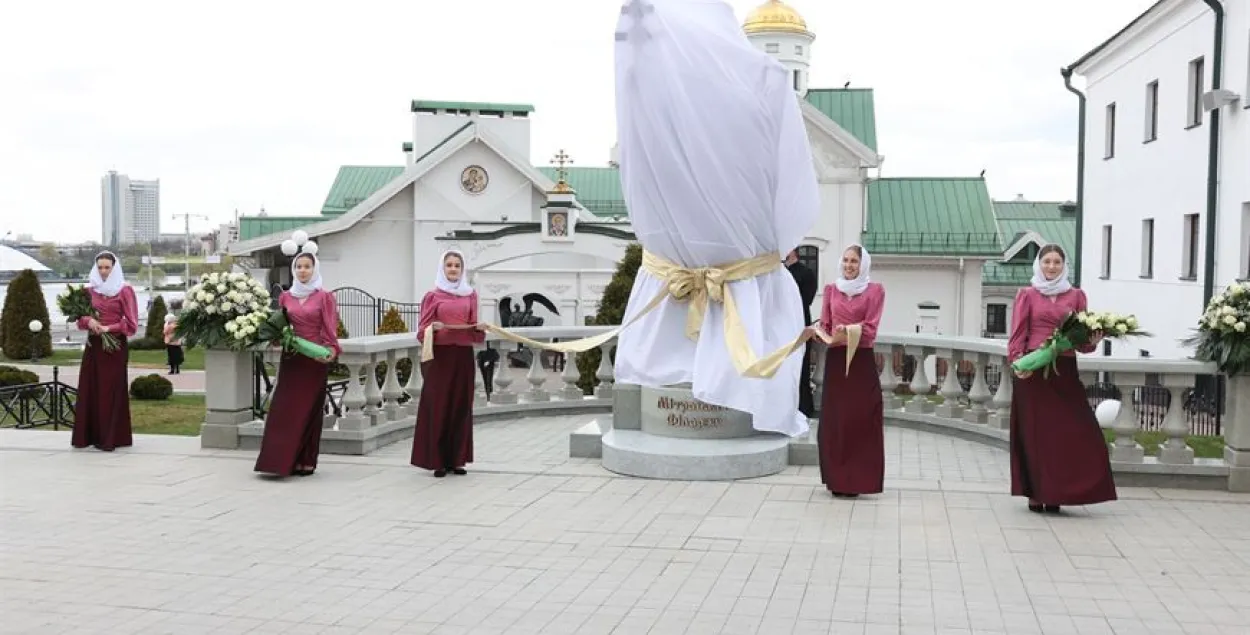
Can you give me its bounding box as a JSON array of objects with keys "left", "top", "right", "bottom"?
[
  {"left": 804, "top": 88, "right": 878, "bottom": 152},
  {"left": 238, "top": 216, "right": 327, "bottom": 242},
  {"left": 320, "top": 166, "right": 405, "bottom": 215},
  {"left": 863, "top": 178, "right": 1001, "bottom": 256},
  {"left": 536, "top": 167, "right": 627, "bottom": 217},
  {"left": 984, "top": 201, "right": 1078, "bottom": 286},
  {"left": 411, "top": 100, "right": 534, "bottom": 115}
]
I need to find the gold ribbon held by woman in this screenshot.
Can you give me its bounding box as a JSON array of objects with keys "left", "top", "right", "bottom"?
[{"left": 422, "top": 250, "right": 819, "bottom": 378}]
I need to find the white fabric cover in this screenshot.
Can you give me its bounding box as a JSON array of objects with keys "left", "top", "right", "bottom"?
[{"left": 611, "top": 0, "right": 821, "bottom": 437}]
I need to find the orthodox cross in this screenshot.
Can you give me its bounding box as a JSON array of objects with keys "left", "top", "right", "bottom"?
[{"left": 550, "top": 149, "right": 574, "bottom": 193}]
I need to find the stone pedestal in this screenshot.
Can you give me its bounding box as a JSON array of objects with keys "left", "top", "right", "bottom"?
[
  {"left": 600, "top": 385, "right": 789, "bottom": 481},
  {"left": 1224, "top": 376, "right": 1250, "bottom": 492},
  {"left": 201, "top": 349, "right": 257, "bottom": 449}
]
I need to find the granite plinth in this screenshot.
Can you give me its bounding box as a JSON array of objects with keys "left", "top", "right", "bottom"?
[
  {"left": 600, "top": 429, "right": 789, "bottom": 480},
  {"left": 639, "top": 385, "right": 754, "bottom": 439}
]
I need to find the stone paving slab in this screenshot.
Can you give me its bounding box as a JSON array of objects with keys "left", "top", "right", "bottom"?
[{"left": 3, "top": 416, "right": 1250, "bottom": 635}]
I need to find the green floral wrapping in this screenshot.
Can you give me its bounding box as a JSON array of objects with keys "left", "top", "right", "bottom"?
[
  {"left": 281, "top": 325, "right": 333, "bottom": 361},
  {"left": 1011, "top": 334, "right": 1074, "bottom": 375}
]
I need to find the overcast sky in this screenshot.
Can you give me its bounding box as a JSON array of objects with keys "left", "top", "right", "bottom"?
[{"left": 0, "top": 0, "right": 1156, "bottom": 244}]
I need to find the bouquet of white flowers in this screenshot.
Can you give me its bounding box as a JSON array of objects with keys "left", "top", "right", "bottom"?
[
  {"left": 174, "top": 272, "right": 272, "bottom": 350},
  {"left": 1183, "top": 281, "right": 1250, "bottom": 374},
  {"left": 1013, "top": 310, "right": 1149, "bottom": 376}
]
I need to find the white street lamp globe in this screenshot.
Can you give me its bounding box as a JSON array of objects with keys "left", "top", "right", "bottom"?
[
  {"left": 301, "top": 241, "right": 319, "bottom": 256},
  {"left": 280, "top": 239, "right": 298, "bottom": 256},
  {"left": 1094, "top": 399, "right": 1121, "bottom": 428},
  {"left": 28, "top": 320, "right": 43, "bottom": 333},
  {"left": 291, "top": 230, "right": 309, "bottom": 247}
]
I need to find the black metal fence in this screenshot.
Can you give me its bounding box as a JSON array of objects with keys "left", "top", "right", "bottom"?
[
  {"left": 332, "top": 287, "right": 421, "bottom": 337},
  {"left": 0, "top": 367, "right": 77, "bottom": 429}
]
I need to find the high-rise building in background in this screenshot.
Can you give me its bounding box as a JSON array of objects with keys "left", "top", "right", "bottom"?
[{"left": 101, "top": 171, "right": 161, "bottom": 246}]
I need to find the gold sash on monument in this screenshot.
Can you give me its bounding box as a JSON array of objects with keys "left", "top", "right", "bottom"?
[{"left": 422, "top": 250, "right": 862, "bottom": 377}]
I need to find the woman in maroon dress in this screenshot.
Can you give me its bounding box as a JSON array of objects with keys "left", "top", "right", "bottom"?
[
  {"left": 254, "top": 252, "right": 341, "bottom": 477},
  {"left": 72, "top": 251, "right": 139, "bottom": 451},
  {"left": 411, "top": 250, "right": 486, "bottom": 477},
  {"left": 816, "top": 244, "right": 886, "bottom": 498},
  {"left": 1009, "top": 244, "right": 1116, "bottom": 513}
]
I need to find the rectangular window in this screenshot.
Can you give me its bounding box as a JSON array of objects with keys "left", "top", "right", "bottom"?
[
  {"left": 1144, "top": 81, "right": 1159, "bottom": 142},
  {"left": 985, "top": 304, "right": 1007, "bottom": 335},
  {"left": 765, "top": 43, "right": 779, "bottom": 53},
  {"left": 1182, "top": 213, "right": 1201, "bottom": 279},
  {"left": 793, "top": 70, "right": 800, "bottom": 91},
  {"left": 1188, "top": 57, "right": 1205, "bottom": 127},
  {"left": 1101, "top": 225, "right": 1113, "bottom": 278},
  {"left": 1104, "top": 103, "right": 1117, "bottom": 158},
  {"left": 795, "top": 45, "right": 803, "bottom": 55},
  {"left": 1141, "top": 218, "right": 1154, "bottom": 278}
]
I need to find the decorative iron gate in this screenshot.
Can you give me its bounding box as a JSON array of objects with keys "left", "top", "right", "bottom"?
[{"left": 331, "top": 287, "right": 421, "bottom": 337}]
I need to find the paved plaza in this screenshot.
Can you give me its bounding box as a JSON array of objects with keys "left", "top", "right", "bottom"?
[{"left": 3, "top": 416, "right": 1250, "bottom": 635}]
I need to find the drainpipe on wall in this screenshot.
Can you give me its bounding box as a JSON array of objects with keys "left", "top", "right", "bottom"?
[
  {"left": 1200, "top": 0, "right": 1225, "bottom": 306},
  {"left": 957, "top": 257, "right": 965, "bottom": 336},
  {"left": 1060, "top": 67, "right": 1087, "bottom": 287}
]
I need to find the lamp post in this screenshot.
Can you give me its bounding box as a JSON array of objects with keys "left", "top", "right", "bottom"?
[{"left": 28, "top": 320, "right": 43, "bottom": 363}]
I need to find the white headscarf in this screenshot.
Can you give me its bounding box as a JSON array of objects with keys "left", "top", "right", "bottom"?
[
  {"left": 89, "top": 251, "right": 125, "bottom": 297},
  {"left": 289, "top": 252, "right": 323, "bottom": 299},
  {"left": 435, "top": 249, "right": 474, "bottom": 297},
  {"left": 164, "top": 314, "right": 176, "bottom": 324},
  {"left": 1030, "top": 246, "right": 1072, "bottom": 296},
  {"left": 833, "top": 244, "right": 872, "bottom": 297}
]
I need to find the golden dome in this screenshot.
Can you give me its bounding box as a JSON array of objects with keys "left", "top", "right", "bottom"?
[{"left": 742, "top": 0, "right": 811, "bottom": 36}]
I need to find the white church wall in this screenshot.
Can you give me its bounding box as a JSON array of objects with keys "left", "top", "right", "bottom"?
[{"left": 312, "top": 184, "right": 415, "bottom": 302}]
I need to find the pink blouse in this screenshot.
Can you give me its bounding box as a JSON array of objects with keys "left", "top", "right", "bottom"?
[
  {"left": 1008, "top": 287, "right": 1097, "bottom": 362},
  {"left": 279, "top": 290, "right": 342, "bottom": 357},
  {"left": 75, "top": 286, "right": 139, "bottom": 338},
  {"left": 163, "top": 321, "right": 182, "bottom": 346},
  {"left": 819, "top": 282, "right": 885, "bottom": 348},
  {"left": 417, "top": 290, "right": 486, "bottom": 347}
]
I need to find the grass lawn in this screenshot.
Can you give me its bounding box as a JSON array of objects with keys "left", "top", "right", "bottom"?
[
  {"left": 1103, "top": 429, "right": 1225, "bottom": 459},
  {"left": 2, "top": 347, "right": 205, "bottom": 371},
  {"left": 130, "top": 395, "right": 205, "bottom": 436}
]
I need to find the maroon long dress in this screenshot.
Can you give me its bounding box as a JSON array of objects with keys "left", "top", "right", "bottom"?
[
  {"left": 817, "top": 282, "right": 886, "bottom": 495},
  {"left": 72, "top": 286, "right": 139, "bottom": 451},
  {"left": 254, "top": 290, "right": 340, "bottom": 476},
  {"left": 410, "top": 289, "right": 484, "bottom": 471},
  {"left": 1008, "top": 287, "right": 1117, "bottom": 506}
]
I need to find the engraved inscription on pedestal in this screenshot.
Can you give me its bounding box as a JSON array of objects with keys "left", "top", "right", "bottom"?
[{"left": 640, "top": 385, "right": 755, "bottom": 439}]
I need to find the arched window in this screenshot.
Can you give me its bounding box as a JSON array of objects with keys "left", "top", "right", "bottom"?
[{"left": 796, "top": 245, "right": 819, "bottom": 275}]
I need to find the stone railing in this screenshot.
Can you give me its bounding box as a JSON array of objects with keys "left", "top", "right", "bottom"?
[{"left": 198, "top": 327, "right": 1250, "bottom": 491}]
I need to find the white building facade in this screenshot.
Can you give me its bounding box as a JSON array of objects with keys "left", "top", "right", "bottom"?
[
  {"left": 101, "top": 171, "right": 161, "bottom": 246},
  {"left": 1071, "top": 0, "right": 1248, "bottom": 359}
]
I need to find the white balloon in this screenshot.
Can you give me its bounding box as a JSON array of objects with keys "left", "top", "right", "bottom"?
[
  {"left": 28, "top": 319, "right": 43, "bottom": 333},
  {"left": 291, "top": 230, "right": 309, "bottom": 246},
  {"left": 1094, "top": 399, "right": 1121, "bottom": 428},
  {"left": 280, "top": 239, "right": 298, "bottom": 256},
  {"left": 301, "top": 241, "right": 319, "bottom": 255}
]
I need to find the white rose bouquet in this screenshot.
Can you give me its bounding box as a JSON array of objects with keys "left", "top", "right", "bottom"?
[
  {"left": 174, "top": 272, "right": 273, "bottom": 350},
  {"left": 1013, "top": 310, "right": 1149, "bottom": 376},
  {"left": 1183, "top": 281, "right": 1250, "bottom": 374}
]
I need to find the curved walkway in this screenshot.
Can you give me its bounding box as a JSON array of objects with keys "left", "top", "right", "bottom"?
[{"left": 3, "top": 417, "right": 1250, "bottom": 635}]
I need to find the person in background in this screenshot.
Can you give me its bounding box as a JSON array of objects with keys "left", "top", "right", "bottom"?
[
  {"left": 1009, "top": 244, "right": 1116, "bottom": 514},
  {"left": 162, "top": 313, "right": 184, "bottom": 375},
  {"left": 411, "top": 250, "right": 487, "bottom": 477},
  {"left": 253, "top": 252, "right": 341, "bottom": 477},
  {"left": 787, "top": 248, "right": 818, "bottom": 417},
  {"left": 815, "top": 244, "right": 886, "bottom": 499},
  {"left": 72, "top": 251, "right": 138, "bottom": 452}
]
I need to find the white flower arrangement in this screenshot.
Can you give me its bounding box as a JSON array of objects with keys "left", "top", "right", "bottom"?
[
  {"left": 173, "top": 272, "right": 274, "bottom": 350},
  {"left": 1185, "top": 281, "right": 1250, "bottom": 374},
  {"left": 1074, "top": 311, "right": 1142, "bottom": 337}
]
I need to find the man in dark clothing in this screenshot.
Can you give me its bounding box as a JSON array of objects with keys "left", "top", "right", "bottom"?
[{"left": 787, "top": 249, "right": 819, "bottom": 417}]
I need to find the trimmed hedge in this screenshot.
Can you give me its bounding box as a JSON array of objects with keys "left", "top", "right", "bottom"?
[
  {"left": 1, "top": 269, "right": 52, "bottom": 360},
  {"left": 129, "top": 374, "right": 173, "bottom": 400}
]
